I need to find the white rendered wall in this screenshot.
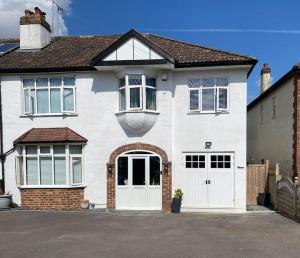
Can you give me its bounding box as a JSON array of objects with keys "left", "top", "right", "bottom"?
[
  {"left": 172, "top": 69, "right": 248, "bottom": 211},
  {"left": 2, "top": 67, "right": 248, "bottom": 211},
  {"left": 20, "top": 24, "right": 50, "bottom": 49},
  {"left": 247, "top": 78, "right": 294, "bottom": 178}
]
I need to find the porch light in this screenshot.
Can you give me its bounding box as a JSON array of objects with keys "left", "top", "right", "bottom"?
[
  {"left": 107, "top": 163, "right": 113, "bottom": 175},
  {"left": 163, "top": 162, "right": 168, "bottom": 175},
  {"left": 205, "top": 142, "right": 212, "bottom": 149}
]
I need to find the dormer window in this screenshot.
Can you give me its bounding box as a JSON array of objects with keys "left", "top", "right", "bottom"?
[{"left": 119, "top": 74, "right": 156, "bottom": 111}]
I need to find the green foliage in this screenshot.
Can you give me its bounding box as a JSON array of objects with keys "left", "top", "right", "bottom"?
[{"left": 174, "top": 188, "right": 184, "bottom": 199}]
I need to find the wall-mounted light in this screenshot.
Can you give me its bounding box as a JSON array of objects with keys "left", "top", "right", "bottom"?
[
  {"left": 161, "top": 74, "right": 168, "bottom": 81},
  {"left": 107, "top": 163, "right": 113, "bottom": 175},
  {"left": 163, "top": 161, "right": 169, "bottom": 175},
  {"left": 205, "top": 142, "right": 212, "bottom": 149}
]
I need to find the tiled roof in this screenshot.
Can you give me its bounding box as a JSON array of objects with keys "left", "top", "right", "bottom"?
[
  {"left": 0, "top": 31, "right": 257, "bottom": 73},
  {"left": 14, "top": 128, "right": 87, "bottom": 144}
]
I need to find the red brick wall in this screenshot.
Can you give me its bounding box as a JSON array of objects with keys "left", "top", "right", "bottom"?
[
  {"left": 20, "top": 188, "right": 84, "bottom": 209},
  {"left": 107, "top": 142, "right": 172, "bottom": 212}
]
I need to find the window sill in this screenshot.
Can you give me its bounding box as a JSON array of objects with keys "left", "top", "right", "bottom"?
[
  {"left": 20, "top": 113, "right": 78, "bottom": 118},
  {"left": 18, "top": 184, "right": 86, "bottom": 189},
  {"left": 187, "top": 110, "right": 229, "bottom": 115},
  {"left": 115, "top": 109, "right": 160, "bottom": 115}
]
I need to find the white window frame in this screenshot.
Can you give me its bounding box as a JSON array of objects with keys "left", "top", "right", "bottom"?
[
  {"left": 119, "top": 74, "right": 157, "bottom": 112},
  {"left": 21, "top": 76, "right": 76, "bottom": 116},
  {"left": 16, "top": 144, "right": 84, "bottom": 188},
  {"left": 188, "top": 77, "right": 230, "bottom": 113}
]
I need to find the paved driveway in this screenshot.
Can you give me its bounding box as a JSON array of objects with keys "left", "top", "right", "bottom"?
[{"left": 0, "top": 210, "right": 299, "bottom": 258}]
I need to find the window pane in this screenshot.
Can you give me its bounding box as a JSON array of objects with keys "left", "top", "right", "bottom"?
[
  {"left": 26, "top": 146, "right": 37, "bottom": 154},
  {"left": 118, "top": 157, "right": 128, "bottom": 185},
  {"left": 146, "top": 87, "right": 156, "bottom": 110},
  {"left": 132, "top": 159, "right": 145, "bottom": 185},
  {"left": 202, "top": 88, "right": 215, "bottom": 111},
  {"left": 216, "top": 78, "right": 229, "bottom": 87},
  {"left": 40, "top": 157, "right": 52, "bottom": 185},
  {"left": 188, "top": 79, "right": 201, "bottom": 88},
  {"left": 63, "top": 77, "right": 75, "bottom": 86},
  {"left": 130, "top": 87, "right": 140, "bottom": 108},
  {"left": 50, "top": 89, "right": 61, "bottom": 113},
  {"left": 54, "top": 157, "right": 66, "bottom": 185},
  {"left": 63, "top": 88, "right": 74, "bottom": 112},
  {"left": 26, "top": 157, "right": 38, "bottom": 185},
  {"left": 146, "top": 77, "right": 156, "bottom": 87},
  {"left": 50, "top": 78, "right": 62, "bottom": 87},
  {"left": 72, "top": 157, "right": 82, "bottom": 184},
  {"left": 37, "top": 89, "right": 49, "bottom": 113},
  {"left": 119, "top": 77, "right": 125, "bottom": 88},
  {"left": 190, "top": 90, "right": 199, "bottom": 110},
  {"left": 31, "top": 89, "right": 35, "bottom": 114},
  {"left": 40, "top": 146, "right": 50, "bottom": 154},
  {"left": 150, "top": 156, "right": 160, "bottom": 185},
  {"left": 24, "top": 89, "right": 30, "bottom": 113},
  {"left": 202, "top": 78, "right": 215, "bottom": 87},
  {"left": 218, "top": 88, "right": 228, "bottom": 109},
  {"left": 53, "top": 145, "right": 65, "bottom": 154},
  {"left": 69, "top": 145, "right": 82, "bottom": 154},
  {"left": 119, "top": 88, "right": 126, "bottom": 111},
  {"left": 128, "top": 75, "right": 142, "bottom": 85},
  {"left": 36, "top": 78, "right": 48, "bottom": 87},
  {"left": 23, "top": 79, "right": 34, "bottom": 87}
]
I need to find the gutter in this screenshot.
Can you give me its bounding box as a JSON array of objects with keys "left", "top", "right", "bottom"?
[{"left": 0, "top": 78, "right": 4, "bottom": 193}]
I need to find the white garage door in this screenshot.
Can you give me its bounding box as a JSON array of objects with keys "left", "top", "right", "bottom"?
[{"left": 183, "top": 153, "right": 234, "bottom": 208}]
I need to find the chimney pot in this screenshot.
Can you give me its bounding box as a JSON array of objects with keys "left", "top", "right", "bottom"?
[
  {"left": 260, "top": 63, "right": 272, "bottom": 93},
  {"left": 34, "top": 7, "right": 46, "bottom": 17},
  {"left": 24, "top": 10, "right": 34, "bottom": 17}
]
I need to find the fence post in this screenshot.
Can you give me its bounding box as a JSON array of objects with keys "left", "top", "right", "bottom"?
[
  {"left": 294, "top": 177, "right": 298, "bottom": 218},
  {"left": 275, "top": 163, "right": 281, "bottom": 182},
  {"left": 265, "top": 160, "right": 270, "bottom": 193}
]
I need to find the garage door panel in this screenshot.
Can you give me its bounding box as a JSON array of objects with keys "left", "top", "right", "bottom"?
[{"left": 183, "top": 152, "right": 235, "bottom": 209}]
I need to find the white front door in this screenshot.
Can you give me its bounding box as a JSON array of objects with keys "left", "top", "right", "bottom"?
[
  {"left": 116, "top": 153, "right": 162, "bottom": 210},
  {"left": 183, "top": 152, "right": 234, "bottom": 209}
]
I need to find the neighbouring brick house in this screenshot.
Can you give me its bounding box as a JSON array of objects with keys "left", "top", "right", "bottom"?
[
  {"left": 248, "top": 63, "right": 300, "bottom": 183},
  {"left": 0, "top": 7, "right": 257, "bottom": 211}
]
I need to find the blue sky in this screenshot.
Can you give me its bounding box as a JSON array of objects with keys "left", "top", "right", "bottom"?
[{"left": 64, "top": 0, "right": 300, "bottom": 102}]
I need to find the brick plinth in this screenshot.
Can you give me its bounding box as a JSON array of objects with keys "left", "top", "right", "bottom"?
[
  {"left": 20, "top": 188, "right": 84, "bottom": 209},
  {"left": 107, "top": 142, "right": 172, "bottom": 212}
]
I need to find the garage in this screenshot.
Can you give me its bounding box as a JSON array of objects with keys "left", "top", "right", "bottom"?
[{"left": 182, "top": 152, "right": 235, "bottom": 209}]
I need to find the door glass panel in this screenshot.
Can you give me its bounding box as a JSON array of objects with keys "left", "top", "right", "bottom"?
[
  {"left": 150, "top": 156, "right": 160, "bottom": 185},
  {"left": 118, "top": 157, "right": 128, "bottom": 185},
  {"left": 132, "top": 159, "right": 145, "bottom": 185}
]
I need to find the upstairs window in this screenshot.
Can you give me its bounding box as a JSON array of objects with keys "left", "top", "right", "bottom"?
[
  {"left": 119, "top": 74, "right": 156, "bottom": 111},
  {"left": 22, "top": 77, "right": 76, "bottom": 115},
  {"left": 188, "top": 78, "right": 229, "bottom": 113},
  {"left": 272, "top": 97, "right": 276, "bottom": 119}
]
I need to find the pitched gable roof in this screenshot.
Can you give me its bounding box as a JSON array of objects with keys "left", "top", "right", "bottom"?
[
  {"left": 14, "top": 128, "right": 87, "bottom": 144},
  {"left": 0, "top": 29, "right": 257, "bottom": 73}
]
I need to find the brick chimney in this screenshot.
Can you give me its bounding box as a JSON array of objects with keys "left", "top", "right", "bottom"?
[
  {"left": 260, "top": 63, "right": 271, "bottom": 93},
  {"left": 19, "top": 7, "right": 51, "bottom": 50}
]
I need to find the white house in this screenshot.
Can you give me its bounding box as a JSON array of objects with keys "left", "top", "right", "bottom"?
[{"left": 0, "top": 7, "right": 257, "bottom": 212}]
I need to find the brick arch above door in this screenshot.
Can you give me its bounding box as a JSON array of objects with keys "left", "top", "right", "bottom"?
[{"left": 107, "top": 142, "right": 172, "bottom": 212}]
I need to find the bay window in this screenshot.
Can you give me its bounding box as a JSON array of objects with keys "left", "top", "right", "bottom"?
[
  {"left": 22, "top": 77, "right": 76, "bottom": 115},
  {"left": 188, "top": 78, "right": 229, "bottom": 113},
  {"left": 119, "top": 74, "right": 157, "bottom": 111},
  {"left": 16, "top": 144, "right": 83, "bottom": 187}
]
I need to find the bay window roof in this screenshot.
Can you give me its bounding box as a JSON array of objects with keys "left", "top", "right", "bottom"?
[{"left": 14, "top": 127, "right": 87, "bottom": 144}]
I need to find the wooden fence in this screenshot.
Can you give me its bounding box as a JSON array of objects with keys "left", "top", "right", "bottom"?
[{"left": 247, "top": 161, "right": 269, "bottom": 205}]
